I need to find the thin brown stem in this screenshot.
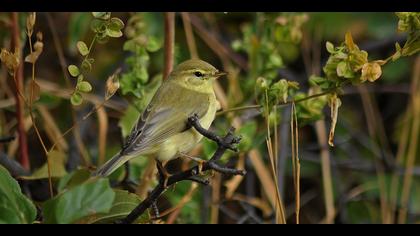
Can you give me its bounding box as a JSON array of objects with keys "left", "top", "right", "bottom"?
[
  {"left": 26, "top": 18, "right": 54, "bottom": 197},
  {"left": 46, "top": 13, "right": 90, "bottom": 166},
  {"left": 217, "top": 88, "right": 334, "bottom": 116},
  {"left": 163, "top": 12, "right": 175, "bottom": 80},
  {"left": 181, "top": 12, "right": 198, "bottom": 60},
  {"left": 10, "top": 12, "right": 30, "bottom": 170}
]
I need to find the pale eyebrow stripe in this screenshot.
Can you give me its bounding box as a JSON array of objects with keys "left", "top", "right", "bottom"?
[{"left": 181, "top": 69, "right": 207, "bottom": 75}]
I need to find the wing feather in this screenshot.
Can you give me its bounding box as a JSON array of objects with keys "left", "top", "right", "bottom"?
[{"left": 121, "top": 81, "right": 210, "bottom": 157}]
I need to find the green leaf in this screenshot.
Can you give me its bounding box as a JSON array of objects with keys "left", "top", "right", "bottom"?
[
  {"left": 76, "top": 41, "right": 89, "bottom": 56},
  {"left": 77, "top": 74, "right": 84, "bottom": 83},
  {"left": 109, "top": 17, "right": 125, "bottom": 31},
  {"left": 203, "top": 138, "right": 218, "bottom": 159},
  {"left": 146, "top": 36, "right": 161, "bottom": 52},
  {"left": 90, "top": 19, "right": 107, "bottom": 33},
  {"left": 106, "top": 29, "right": 123, "bottom": 38},
  {"left": 57, "top": 169, "right": 91, "bottom": 193},
  {"left": 43, "top": 178, "right": 115, "bottom": 224},
  {"left": 81, "top": 59, "right": 92, "bottom": 72},
  {"left": 77, "top": 190, "right": 148, "bottom": 224},
  {"left": 268, "top": 54, "right": 283, "bottom": 68},
  {"left": 231, "top": 39, "right": 243, "bottom": 51},
  {"left": 336, "top": 61, "right": 352, "bottom": 78},
  {"left": 96, "top": 33, "right": 109, "bottom": 44},
  {"left": 77, "top": 81, "right": 93, "bottom": 93},
  {"left": 326, "top": 41, "right": 335, "bottom": 53},
  {"left": 309, "top": 75, "right": 324, "bottom": 86},
  {"left": 20, "top": 150, "right": 67, "bottom": 180},
  {"left": 68, "top": 13, "right": 91, "bottom": 55},
  {"left": 67, "top": 65, "right": 80, "bottom": 77},
  {"left": 92, "top": 12, "right": 110, "bottom": 20},
  {"left": 0, "top": 165, "right": 36, "bottom": 224},
  {"left": 70, "top": 92, "right": 83, "bottom": 106},
  {"left": 237, "top": 121, "right": 258, "bottom": 151}
]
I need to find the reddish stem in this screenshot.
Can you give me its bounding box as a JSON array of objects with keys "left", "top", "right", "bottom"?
[
  {"left": 163, "top": 12, "right": 175, "bottom": 80},
  {"left": 10, "top": 12, "right": 30, "bottom": 170}
]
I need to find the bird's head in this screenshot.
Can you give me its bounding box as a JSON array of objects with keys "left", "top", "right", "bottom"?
[{"left": 169, "top": 59, "right": 226, "bottom": 91}]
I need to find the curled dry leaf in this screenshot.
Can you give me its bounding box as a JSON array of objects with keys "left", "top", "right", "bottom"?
[
  {"left": 0, "top": 49, "right": 20, "bottom": 75},
  {"left": 25, "top": 32, "right": 44, "bottom": 64},
  {"left": 26, "top": 12, "right": 36, "bottom": 37},
  {"left": 29, "top": 80, "right": 41, "bottom": 102},
  {"left": 105, "top": 68, "right": 121, "bottom": 100},
  {"left": 361, "top": 62, "right": 382, "bottom": 82},
  {"left": 328, "top": 93, "right": 341, "bottom": 147}
]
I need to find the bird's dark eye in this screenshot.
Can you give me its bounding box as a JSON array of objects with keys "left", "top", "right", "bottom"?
[{"left": 194, "top": 71, "right": 203, "bottom": 77}]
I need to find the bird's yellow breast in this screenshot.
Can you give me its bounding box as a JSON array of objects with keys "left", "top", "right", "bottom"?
[{"left": 156, "top": 93, "right": 218, "bottom": 161}]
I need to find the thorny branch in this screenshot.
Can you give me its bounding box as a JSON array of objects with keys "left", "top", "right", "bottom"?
[{"left": 115, "top": 114, "right": 246, "bottom": 224}]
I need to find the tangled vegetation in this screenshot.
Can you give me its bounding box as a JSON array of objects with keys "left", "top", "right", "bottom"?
[{"left": 0, "top": 12, "right": 419, "bottom": 224}]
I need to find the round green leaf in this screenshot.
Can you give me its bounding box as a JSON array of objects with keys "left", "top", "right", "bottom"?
[
  {"left": 326, "top": 41, "right": 335, "bottom": 53},
  {"left": 81, "top": 59, "right": 92, "bottom": 72},
  {"left": 68, "top": 65, "right": 80, "bottom": 77},
  {"left": 77, "top": 81, "right": 92, "bottom": 93},
  {"left": 92, "top": 12, "right": 110, "bottom": 20},
  {"left": 70, "top": 92, "right": 83, "bottom": 106},
  {"left": 76, "top": 41, "right": 89, "bottom": 56},
  {"left": 77, "top": 74, "right": 84, "bottom": 83},
  {"left": 106, "top": 29, "right": 123, "bottom": 38},
  {"left": 109, "top": 17, "right": 125, "bottom": 31},
  {"left": 91, "top": 19, "right": 106, "bottom": 33},
  {"left": 146, "top": 37, "right": 161, "bottom": 52}
]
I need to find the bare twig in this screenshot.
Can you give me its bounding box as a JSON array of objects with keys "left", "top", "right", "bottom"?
[{"left": 115, "top": 115, "right": 246, "bottom": 224}]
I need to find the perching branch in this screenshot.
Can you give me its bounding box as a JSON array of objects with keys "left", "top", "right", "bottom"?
[{"left": 115, "top": 114, "right": 246, "bottom": 224}]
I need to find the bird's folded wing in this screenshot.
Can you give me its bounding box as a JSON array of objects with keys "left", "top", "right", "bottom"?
[{"left": 121, "top": 82, "right": 210, "bottom": 157}]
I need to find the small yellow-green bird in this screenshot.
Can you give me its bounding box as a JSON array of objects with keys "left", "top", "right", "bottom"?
[{"left": 94, "top": 59, "right": 225, "bottom": 177}]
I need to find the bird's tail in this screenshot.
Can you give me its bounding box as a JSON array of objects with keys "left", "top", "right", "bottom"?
[{"left": 92, "top": 152, "right": 132, "bottom": 177}]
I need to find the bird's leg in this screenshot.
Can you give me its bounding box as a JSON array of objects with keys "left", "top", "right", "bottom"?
[
  {"left": 178, "top": 152, "right": 206, "bottom": 174},
  {"left": 156, "top": 160, "right": 170, "bottom": 188},
  {"left": 151, "top": 200, "right": 160, "bottom": 219}
]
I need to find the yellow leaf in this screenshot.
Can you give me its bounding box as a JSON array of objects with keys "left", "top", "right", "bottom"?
[
  {"left": 361, "top": 62, "right": 382, "bottom": 82},
  {"left": 345, "top": 31, "right": 355, "bottom": 51},
  {"left": 0, "top": 49, "right": 20, "bottom": 75},
  {"left": 328, "top": 93, "right": 341, "bottom": 147},
  {"left": 19, "top": 150, "right": 67, "bottom": 180},
  {"left": 26, "top": 12, "right": 36, "bottom": 36},
  {"left": 105, "top": 68, "right": 121, "bottom": 100}
]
